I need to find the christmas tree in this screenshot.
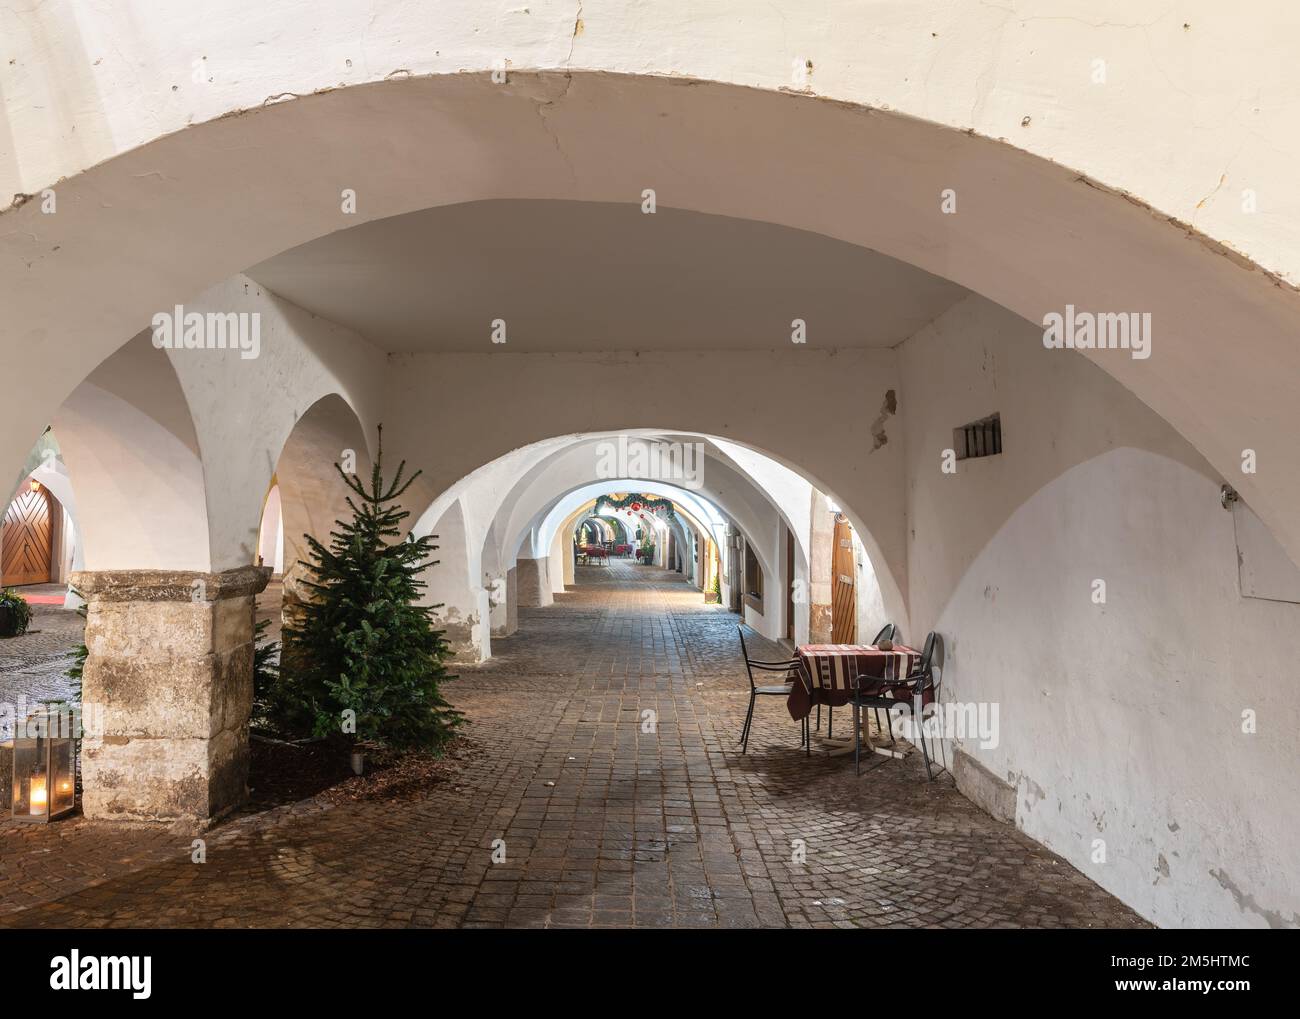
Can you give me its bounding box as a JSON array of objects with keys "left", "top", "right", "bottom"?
[{"left": 273, "top": 429, "right": 459, "bottom": 750}]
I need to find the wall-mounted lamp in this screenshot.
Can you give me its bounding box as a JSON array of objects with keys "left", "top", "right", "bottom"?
[
  {"left": 1220, "top": 484, "right": 1239, "bottom": 511},
  {"left": 29, "top": 478, "right": 41, "bottom": 493}
]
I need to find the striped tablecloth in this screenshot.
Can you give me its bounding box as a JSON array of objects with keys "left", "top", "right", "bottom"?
[{"left": 787, "top": 643, "right": 921, "bottom": 720}]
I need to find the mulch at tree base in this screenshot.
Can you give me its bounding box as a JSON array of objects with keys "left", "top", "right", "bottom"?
[{"left": 246, "top": 735, "right": 481, "bottom": 812}]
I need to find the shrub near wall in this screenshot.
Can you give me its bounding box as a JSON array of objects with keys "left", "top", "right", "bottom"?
[{"left": 0, "top": 588, "right": 33, "bottom": 637}]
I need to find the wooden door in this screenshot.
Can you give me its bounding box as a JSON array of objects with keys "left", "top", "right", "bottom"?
[
  {"left": 2, "top": 485, "right": 53, "bottom": 586},
  {"left": 830, "top": 514, "right": 856, "bottom": 644}
]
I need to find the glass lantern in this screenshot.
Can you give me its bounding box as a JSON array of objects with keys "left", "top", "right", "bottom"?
[{"left": 11, "top": 711, "right": 76, "bottom": 822}]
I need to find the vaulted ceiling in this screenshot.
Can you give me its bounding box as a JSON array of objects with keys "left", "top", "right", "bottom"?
[{"left": 249, "top": 199, "right": 968, "bottom": 353}]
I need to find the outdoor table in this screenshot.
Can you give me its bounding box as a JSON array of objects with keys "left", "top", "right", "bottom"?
[{"left": 789, "top": 643, "right": 922, "bottom": 759}]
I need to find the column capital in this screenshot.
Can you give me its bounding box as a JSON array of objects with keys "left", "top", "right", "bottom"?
[{"left": 70, "top": 565, "right": 271, "bottom": 603}]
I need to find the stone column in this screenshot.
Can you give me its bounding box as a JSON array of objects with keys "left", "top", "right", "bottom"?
[
  {"left": 506, "top": 566, "right": 519, "bottom": 634},
  {"left": 515, "top": 557, "right": 552, "bottom": 608},
  {"left": 490, "top": 567, "right": 518, "bottom": 637},
  {"left": 71, "top": 565, "right": 270, "bottom": 826},
  {"left": 808, "top": 491, "right": 835, "bottom": 643}
]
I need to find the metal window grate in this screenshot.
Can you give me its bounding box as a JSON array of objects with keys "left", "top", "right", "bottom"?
[{"left": 954, "top": 413, "right": 1002, "bottom": 460}]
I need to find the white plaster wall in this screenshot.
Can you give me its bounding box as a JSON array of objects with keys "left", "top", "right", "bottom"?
[
  {"left": 274, "top": 509, "right": 284, "bottom": 574},
  {"left": 163, "top": 275, "right": 385, "bottom": 571},
  {"left": 790, "top": 522, "right": 810, "bottom": 647},
  {"left": 483, "top": 521, "right": 510, "bottom": 638},
  {"left": 515, "top": 554, "right": 553, "bottom": 608},
  {"left": 412, "top": 437, "right": 575, "bottom": 546},
  {"left": 548, "top": 499, "right": 595, "bottom": 592},
  {"left": 938, "top": 448, "right": 1300, "bottom": 928},
  {"left": 423, "top": 498, "right": 490, "bottom": 659},
  {"left": 853, "top": 532, "right": 888, "bottom": 644},
  {"left": 550, "top": 511, "right": 579, "bottom": 592},
  {"left": 29, "top": 456, "right": 84, "bottom": 607},
  {"left": 52, "top": 336, "right": 212, "bottom": 572},
  {"left": 901, "top": 294, "right": 1300, "bottom": 928},
  {"left": 740, "top": 515, "right": 792, "bottom": 641},
  {"left": 712, "top": 439, "right": 812, "bottom": 568},
  {"left": 257, "top": 486, "right": 282, "bottom": 571},
  {"left": 710, "top": 441, "right": 814, "bottom": 635},
  {"left": 4, "top": 1, "right": 1296, "bottom": 285},
  {"left": 902, "top": 295, "right": 1214, "bottom": 632},
  {"left": 272, "top": 394, "right": 372, "bottom": 599}
]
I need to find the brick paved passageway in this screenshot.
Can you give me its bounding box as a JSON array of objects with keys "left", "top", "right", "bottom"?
[
  {"left": 0, "top": 596, "right": 79, "bottom": 740},
  {"left": 0, "top": 563, "right": 1145, "bottom": 928}
]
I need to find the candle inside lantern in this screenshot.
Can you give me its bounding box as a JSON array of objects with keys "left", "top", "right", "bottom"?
[{"left": 29, "top": 772, "right": 48, "bottom": 815}]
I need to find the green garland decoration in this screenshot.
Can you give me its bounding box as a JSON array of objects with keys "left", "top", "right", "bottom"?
[{"left": 596, "top": 493, "right": 676, "bottom": 519}]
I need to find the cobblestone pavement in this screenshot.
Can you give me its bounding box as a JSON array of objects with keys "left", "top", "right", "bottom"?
[
  {"left": 0, "top": 601, "right": 80, "bottom": 738},
  {"left": 0, "top": 563, "right": 1147, "bottom": 928}
]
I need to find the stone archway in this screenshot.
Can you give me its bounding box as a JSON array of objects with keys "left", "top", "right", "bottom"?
[
  {"left": 52, "top": 333, "right": 211, "bottom": 573},
  {"left": 4, "top": 71, "right": 1299, "bottom": 578},
  {"left": 270, "top": 393, "right": 373, "bottom": 617},
  {"left": 410, "top": 432, "right": 834, "bottom": 653}
]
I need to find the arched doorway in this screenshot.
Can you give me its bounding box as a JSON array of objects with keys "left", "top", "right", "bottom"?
[{"left": 1, "top": 481, "right": 53, "bottom": 586}]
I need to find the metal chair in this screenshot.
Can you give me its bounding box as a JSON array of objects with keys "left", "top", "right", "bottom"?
[
  {"left": 815, "top": 622, "right": 897, "bottom": 737},
  {"left": 866, "top": 625, "right": 929, "bottom": 745},
  {"left": 737, "top": 627, "right": 807, "bottom": 753},
  {"left": 866, "top": 623, "right": 897, "bottom": 735},
  {"left": 850, "top": 631, "right": 941, "bottom": 778}
]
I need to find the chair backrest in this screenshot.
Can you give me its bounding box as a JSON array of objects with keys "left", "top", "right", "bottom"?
[
  {"left": 737, "top": 627, "right": 755, "bottom": 690},
  {"left": 737, "top": 626, "right": 799, "bottom": 691},
  {"left": 871, "top": 623, "right": 897, "bottom": 645},
  {"left": 912, "top": 631, "right": 941, "bottom": 692}
]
